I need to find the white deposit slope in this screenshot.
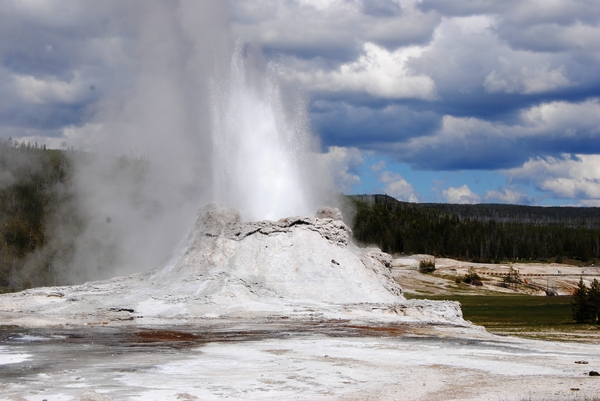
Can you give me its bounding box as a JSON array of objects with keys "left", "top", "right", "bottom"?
[
  {"left": 0, "top": 205, "right": 465, "bottom": 328},
  {"left": 2, "top": 205, "right": 600, "bottom": 400}
]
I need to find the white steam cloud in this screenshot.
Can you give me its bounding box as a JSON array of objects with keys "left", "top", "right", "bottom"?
[{"left": 47, "top": 2, "right": 324, "bottom": 283}]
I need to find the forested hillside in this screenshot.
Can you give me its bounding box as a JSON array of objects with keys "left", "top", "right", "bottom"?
[
  {"left": 0, "top": 140, "right": 156, "bottom": 293},
  {"left": 0, "top": 138, "right": 80, "bottom": 292},
  {"left": 350, "top": 195, "right": 600, "bottom": 263}
]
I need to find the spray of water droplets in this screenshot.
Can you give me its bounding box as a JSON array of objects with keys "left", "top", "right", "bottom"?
[{"left": 210, "top": 45, "right": 315, "bottom": 221}]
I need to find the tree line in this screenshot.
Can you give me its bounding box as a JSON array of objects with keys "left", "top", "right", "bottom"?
[
  {"left": 572, "top": 278, "right": 600, "bottom": 324},
  {"left": 0, "top": 138, "right": 81, "bottom": 292},
  {"left": 350, "top": 195, "right": 600, "bottom": 263},
  {"left": 0, "top": 139, "right": 154, "bottom": 292}
]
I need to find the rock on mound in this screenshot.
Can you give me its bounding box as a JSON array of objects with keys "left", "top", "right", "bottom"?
[{"left": 0, "top": 205, "right": 467, "bottom": 328}]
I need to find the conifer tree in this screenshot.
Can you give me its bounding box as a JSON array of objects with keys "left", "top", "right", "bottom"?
[
  {"left": 588, "top": 278, "right": 600, "bottom": 324},
  {"left": 572, "top": 277, "right": 591, "bottom": 323}
]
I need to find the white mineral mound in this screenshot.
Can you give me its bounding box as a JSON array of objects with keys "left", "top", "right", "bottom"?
[{"left": 0, "top": 205, "right": 467, "bottom": 327}]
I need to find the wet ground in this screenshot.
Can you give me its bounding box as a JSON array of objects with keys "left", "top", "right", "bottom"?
[{"left": 1, "top": 322, "right": 600, "bottom": 400}]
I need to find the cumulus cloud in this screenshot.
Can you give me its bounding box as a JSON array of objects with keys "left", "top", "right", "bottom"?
[
  {"left": 519, "top": 99, "right": 600, "bottom": 138},
  {"left": 405, "top": 14, "right": 502, "bottom": 96},
  {"left": 379, "top": 170, "right": 419, "bottom": 202},
  {"left": 279, "top": 42, "right": 437, "bottom": 100},
  {"left": 371, "top": 160, "right": 386, "bottom": 173},
  {"left": 442, "top": 185, "right": 481, "bottom": 204},
  {"left": 483, "top": 188, "right": 532, "bottom": 204},
  {"left": 484, "top": 66, "right": 571, "bottom": 94},
  {"left": 407, "top": 11, "right": 594, "bottom": 103},
  {"left": 12, "top": 71, "right": 90, "bottom": 104},
  {"left": 496, "top": 3, "right": 600, "bottom": 54},
  {"left": 420, "top": 0, "right": 600, "bottom": 53},
  {"left": 505, "top": 154, "right": 600, "bottom": 202},
  {"left": 316, "top": 146, "right": 364, "bottom": 193},
  {"left": 388, "top": 115, "right": 516, "bottom": 170}
]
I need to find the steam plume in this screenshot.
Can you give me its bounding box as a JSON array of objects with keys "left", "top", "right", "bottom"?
[
  {"left": 48, "top": 1, "right": 322, "bottom": 283},
  {"left": 211, "top": 42, "right": 318, "bottom": 221}
]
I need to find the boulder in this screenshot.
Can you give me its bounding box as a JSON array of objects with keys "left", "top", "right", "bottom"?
[{"left": 315, "top": 206, "right": 343, "bottom": 221}]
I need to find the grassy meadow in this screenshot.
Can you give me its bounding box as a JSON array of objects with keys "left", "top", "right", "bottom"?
[{"left": 406, "top": 293, "right": 600, "bottom": 341}]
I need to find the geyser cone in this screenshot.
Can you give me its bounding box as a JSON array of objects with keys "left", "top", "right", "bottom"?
[
  {"left": 0, "top": 205, "right": 467, "bottom": 328},
  {"left": 150, "top": 204, "right": 403, "bottom": 305}
]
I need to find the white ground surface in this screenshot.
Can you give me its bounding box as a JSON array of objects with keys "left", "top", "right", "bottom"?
[
  {"left": 1, "top": 324, "right": 599, "bottom": 401},
  {"left": 1, "top": 209, "right": 599, "bottom": 400},
  {"left": 394, "top": 255, "right": 600, "bottom": 296}
]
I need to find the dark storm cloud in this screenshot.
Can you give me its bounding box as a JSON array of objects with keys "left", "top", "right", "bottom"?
[
  {"left": 231, "top": 0, "right": 440, "bottom": 59},
  {"left": 416, "top": 0, "right": 506, "bottom": 15},
  {"left": 398, "top": 139, "right": 524, "bottom": 171},
  {"left": 3, "top": 40, "right": 73, "bottom": 78},
  {"left": 0, "top": 103, "right": 87, "bottom": 131},
  {"left": 380, "top": 98, "right": 600, "bottom": 171},
  {"left": 398, "top": 132, "right": 593, "bottom": 172},
  {"left": 0, "top": 2, "right": 121, "bottom": 76},
  {"left": 311, "top": 100, "right": 441, "bottom": 149}
]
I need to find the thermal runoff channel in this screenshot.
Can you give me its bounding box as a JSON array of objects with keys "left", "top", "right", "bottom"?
[{"left": 210, "top": 44, "right": 317, "bottom": 222}]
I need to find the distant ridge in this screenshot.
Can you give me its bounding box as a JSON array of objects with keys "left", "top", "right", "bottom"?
[
  {"left": 348, "top": 194, "right": 600, "bottom": 262},
  {"left": 350, "top": 194, "right": 600, "bottom": 228}
]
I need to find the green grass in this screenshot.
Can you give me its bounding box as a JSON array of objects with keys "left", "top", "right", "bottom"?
[{"left": 406, "top": 293, "right": 600, "bottom": 339}]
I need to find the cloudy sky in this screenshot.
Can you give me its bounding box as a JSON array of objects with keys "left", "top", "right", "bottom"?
[{"left": 1, "top": 0, "right": 599, "bottom": 206}]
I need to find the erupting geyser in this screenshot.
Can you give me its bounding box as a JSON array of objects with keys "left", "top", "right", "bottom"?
[
  {"left": 0, "top": 42, "right": 468, "bottom": 331},
  {"left": 211, "top": 44, "right": 316, "bottom": 221}
]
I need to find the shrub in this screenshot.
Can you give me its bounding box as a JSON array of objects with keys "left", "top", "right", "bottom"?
[
  {"left": 462, "top": 269, "right": 483, "bottom": 286},
  {"left": 502, "top": 267, "right": 520, "bottom": 289},
  {"left": 418, "top": 259, "right": 436, "bottom": 274}
]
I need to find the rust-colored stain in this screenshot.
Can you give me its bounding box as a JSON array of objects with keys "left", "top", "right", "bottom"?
[
  {"left": 126, "top": 322, "right": 432, "bottom": 346},
  {"left": 127, "top": 328, "right": 290, "bottom": 347},
  {"left": 347, "top": 325, "right": 408, "bottom": 336},
  {"left": 133, "top": 330, "right": 199, "bottom": 343}
]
